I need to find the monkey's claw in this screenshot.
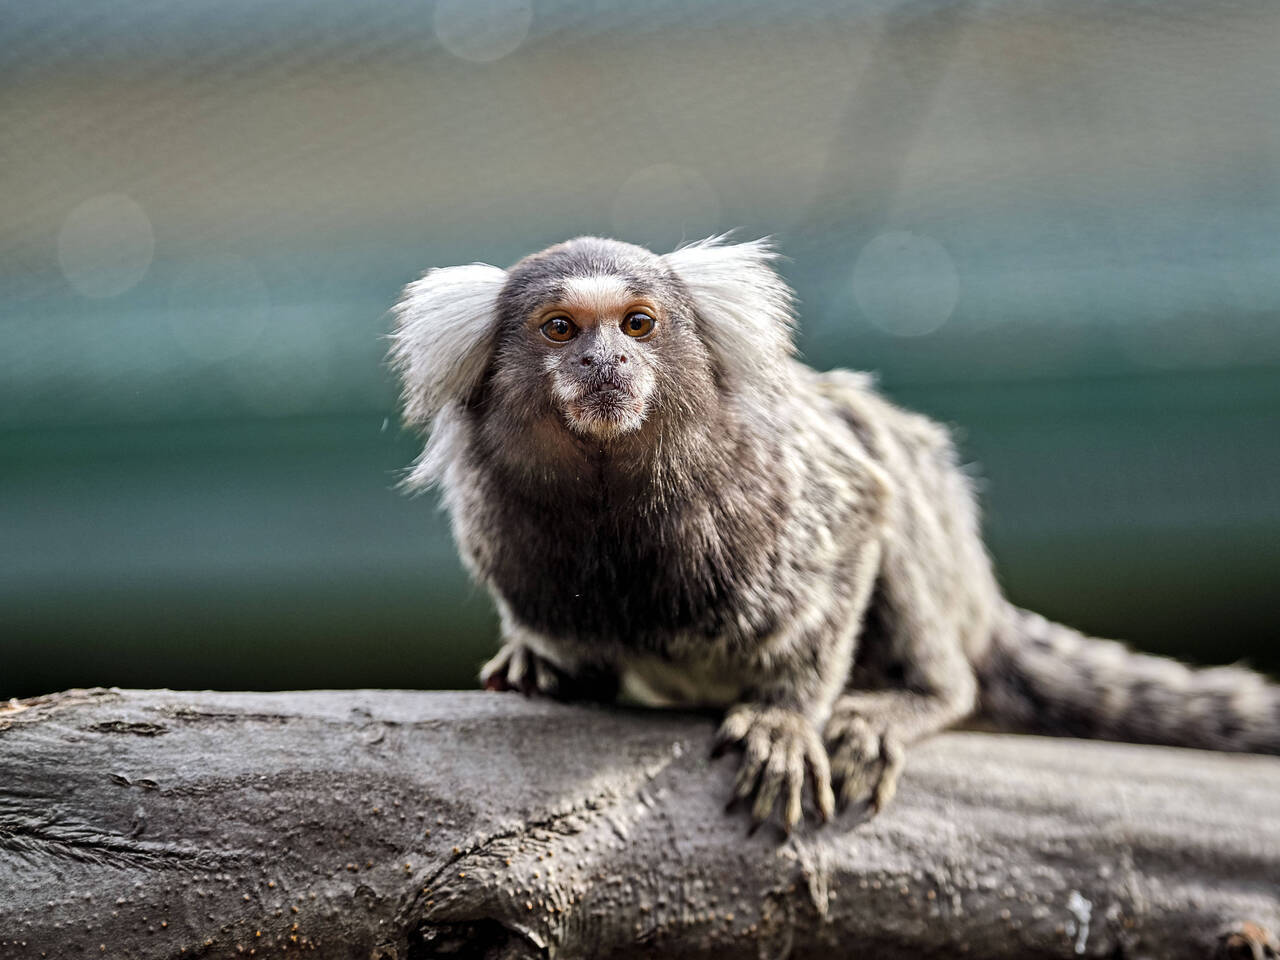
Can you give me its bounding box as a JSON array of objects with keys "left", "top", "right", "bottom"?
[
  {"left": 825, "top": 711, "right": 905, "bottom": 814},
  {"left": 480, "top": 642, "right": 564, "bottom": 698},
  {"left": 714, "top": 704, "right": 834, "bottom": 835}
]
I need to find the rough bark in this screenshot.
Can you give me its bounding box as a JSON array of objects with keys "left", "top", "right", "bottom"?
[{"left": 1, "top": 689, "right": 1277, "bottom": 960}]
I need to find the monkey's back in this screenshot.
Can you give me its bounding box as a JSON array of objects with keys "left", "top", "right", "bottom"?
[{"left": 807, "top": 367, "right": 1003, "bottom": 671}]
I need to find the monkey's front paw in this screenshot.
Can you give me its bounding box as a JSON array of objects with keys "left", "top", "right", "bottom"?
[
  {"left": 712, "top": 704, "right": 834, "bottom": 835},
  {"left": 480, "top": 643, "right": 568, "bottom": 698},
  {"left": 825, "top": 710, "right": 905, "bottom": 814}
]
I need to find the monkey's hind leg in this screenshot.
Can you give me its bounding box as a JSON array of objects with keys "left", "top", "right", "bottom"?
[
  {"left": 825, "top": 685, "right": 975, "bottom": 813},
  {"left": 827, "top": 519, "right": 984, "bottom": 813}
]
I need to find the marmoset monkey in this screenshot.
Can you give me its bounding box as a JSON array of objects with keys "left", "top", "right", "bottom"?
[{"left": 390, "top": 236, "right": 1279, "bottom": 833}]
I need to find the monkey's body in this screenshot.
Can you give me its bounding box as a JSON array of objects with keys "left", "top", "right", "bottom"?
[{"left": 393, "top": 236, "right": 1279, "bottom": 831}]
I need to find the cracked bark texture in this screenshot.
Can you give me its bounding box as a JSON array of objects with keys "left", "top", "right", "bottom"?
[{"left": 1, "top": 689, "right": 1278, "bottom": 960}]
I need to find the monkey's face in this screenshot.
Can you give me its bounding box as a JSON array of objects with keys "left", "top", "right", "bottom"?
[
  {"left": 523, "top": 276, "right": 661, "bottom": 439},
  {"left": 392, "top": 235, "right": 794, "bottom": 483},
  {"left": 489, "top": 240, "right": 714, "bottom": 446}
]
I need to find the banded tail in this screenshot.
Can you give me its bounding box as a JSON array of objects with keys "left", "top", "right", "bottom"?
[{"left": 978, "top": 606, "right": 1280, "bottom": 754}]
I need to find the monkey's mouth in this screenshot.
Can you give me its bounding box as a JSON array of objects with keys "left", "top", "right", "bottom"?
[{"left": 562, "top": 383, "right": 648, "bottom": 438}]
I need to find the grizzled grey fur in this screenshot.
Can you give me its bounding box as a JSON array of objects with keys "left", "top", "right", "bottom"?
[{"left": 391, "top": 236, "right": 1280, "bottom": 832}]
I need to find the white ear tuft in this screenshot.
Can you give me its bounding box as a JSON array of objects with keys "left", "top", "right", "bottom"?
[
  {"left": 390, "top": 263, "right": 508, "bottom": 425},
  {"left": 663, "top": 236, "right": 796, "bottom": 387}
]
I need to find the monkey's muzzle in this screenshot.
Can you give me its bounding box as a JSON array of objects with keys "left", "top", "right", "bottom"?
[{"left": 562, "top": 376, "right": 648, "bottom": 438}]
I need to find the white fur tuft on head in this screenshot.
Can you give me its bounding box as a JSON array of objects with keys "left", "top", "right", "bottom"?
[
  {"left": 390, "top": 263, "right": 508, "bottom": 425},
  {"left": 663, "top": 236, "right": 797, "bottom": 389}
]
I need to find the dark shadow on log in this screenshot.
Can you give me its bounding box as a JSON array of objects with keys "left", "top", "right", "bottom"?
[{"left": 1, "top": 689, "right": 1278, "bottom": 959}]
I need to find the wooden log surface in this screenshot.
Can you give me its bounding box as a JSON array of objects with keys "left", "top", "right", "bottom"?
[{"left": 1, "top": 688, "right": 1278, "bottom": 959}]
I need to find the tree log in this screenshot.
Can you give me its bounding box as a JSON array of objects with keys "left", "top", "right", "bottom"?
[{"left": 1, "top": 689, "right": 1277, "bottom": 959}]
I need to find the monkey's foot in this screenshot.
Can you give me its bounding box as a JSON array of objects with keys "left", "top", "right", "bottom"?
[
  {"left": 824, "top": 706, "right": 905, "bottom": 814},
  {"left": 480, "top": 642, "right": 568, "bottom": 697},
  {"left": 713, "top": 704, "right": 834, "bottom": 835}
]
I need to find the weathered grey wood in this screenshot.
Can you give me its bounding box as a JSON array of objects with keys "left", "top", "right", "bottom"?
[{"left": 1, "top": 689, "right": 1277, "bottom": 959}]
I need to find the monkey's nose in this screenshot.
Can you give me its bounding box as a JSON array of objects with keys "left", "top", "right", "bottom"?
[{"left": 580, "top": 353, "right": 627, "bottom": 366}]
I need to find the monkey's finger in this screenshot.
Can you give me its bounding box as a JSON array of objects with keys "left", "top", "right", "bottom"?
[
  {"left": 480, "top": 647, "right": 515, "bottom": 692},
  {"left": 833, "top": 736, "right": 878, "bottom": 811},
  {"left": 805, "top": 740, "right": 835, "bottom": 823},
  {"left": 824, "top": 717, "right": 862, "bottom": 764},
  {"left": 838, "top": 764, "right": 873, "bottom": 812},
  {"left": 783, "top": 741, "right": 806, "bottom": 833},
  {"left": 503, "top": 646, "right": 529, "bottom": 694},
  {"left": 823, "top": 713, "right": 852, "bottom": 743},
  {"left": 731, "top": 725, "right": 772, "bottom": 805},
  {"left": 532, "top": 657, "right": 559, "bottom": 698},
  {"left": 871, "top": 735, "right": 905, "bottom": 814},
  {"left": 845, "top": 757, "right": 882, "bottom": 811},
  {"left": 482, "top": 672, "right": 511, "bottom": 692},
  {"left": 824, "top": 728, "right": 847, "bottom": 756},
  {"left": 751, "top": 743, "right": 789, "bottom": 826},
  {"left": 711, "top": 727, "right": 738, "bottom": 759},
  {"left": 713, "top": 709, "right": 753, "bottom": 756}
]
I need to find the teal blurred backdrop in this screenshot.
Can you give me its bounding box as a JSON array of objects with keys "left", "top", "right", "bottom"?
[{"left": 2, "top": 0, "right": 1278, "bottom": 699}]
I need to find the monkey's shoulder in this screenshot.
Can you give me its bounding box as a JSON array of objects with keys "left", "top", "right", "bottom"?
[{"left": 804, "top": 366, "right": 953, "bottom": 459}]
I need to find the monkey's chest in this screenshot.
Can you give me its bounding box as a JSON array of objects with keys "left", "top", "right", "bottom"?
[{"left": 475, "top": 496, "right": 767, "bottom": 650}]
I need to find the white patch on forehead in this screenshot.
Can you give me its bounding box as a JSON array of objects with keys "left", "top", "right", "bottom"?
[{"left": 561, "top": 274, "right": 630, "bottom": 307}]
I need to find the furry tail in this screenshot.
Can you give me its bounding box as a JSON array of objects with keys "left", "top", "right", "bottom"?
[{"left": 978, "top": 606, "right": 1280, "bottom": 754}]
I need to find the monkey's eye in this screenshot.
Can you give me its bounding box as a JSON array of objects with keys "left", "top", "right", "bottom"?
[
  {"left": 622, "top": 311, "right": 655, "bottom": 338},
  {"left": 540, "top": 316, "right": 577, "bottom": 342}
]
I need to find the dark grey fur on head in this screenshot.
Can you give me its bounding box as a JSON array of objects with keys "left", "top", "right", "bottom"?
[{"left": 391, "top": 235, "right": 1280, "bottom": 834}]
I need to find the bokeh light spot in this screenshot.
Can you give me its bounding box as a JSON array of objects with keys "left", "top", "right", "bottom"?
[
  {"left": 57, "top": 194, "right": 155, "bottom": 299},
  {"left": 434, "top": 0, "right": 533, "bottom": 63},
  {"left": 852, "top": 230, "right": 960, "bottom": 337}
]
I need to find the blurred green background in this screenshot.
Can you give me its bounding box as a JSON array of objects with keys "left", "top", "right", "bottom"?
[{"left": 2, "top": 0, "right": 1278, "bottom": 699}]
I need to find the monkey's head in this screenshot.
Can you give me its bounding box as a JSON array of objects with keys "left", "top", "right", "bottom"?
[{"left": 391, "top": 236, "right": 796, "bottom": 481}]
